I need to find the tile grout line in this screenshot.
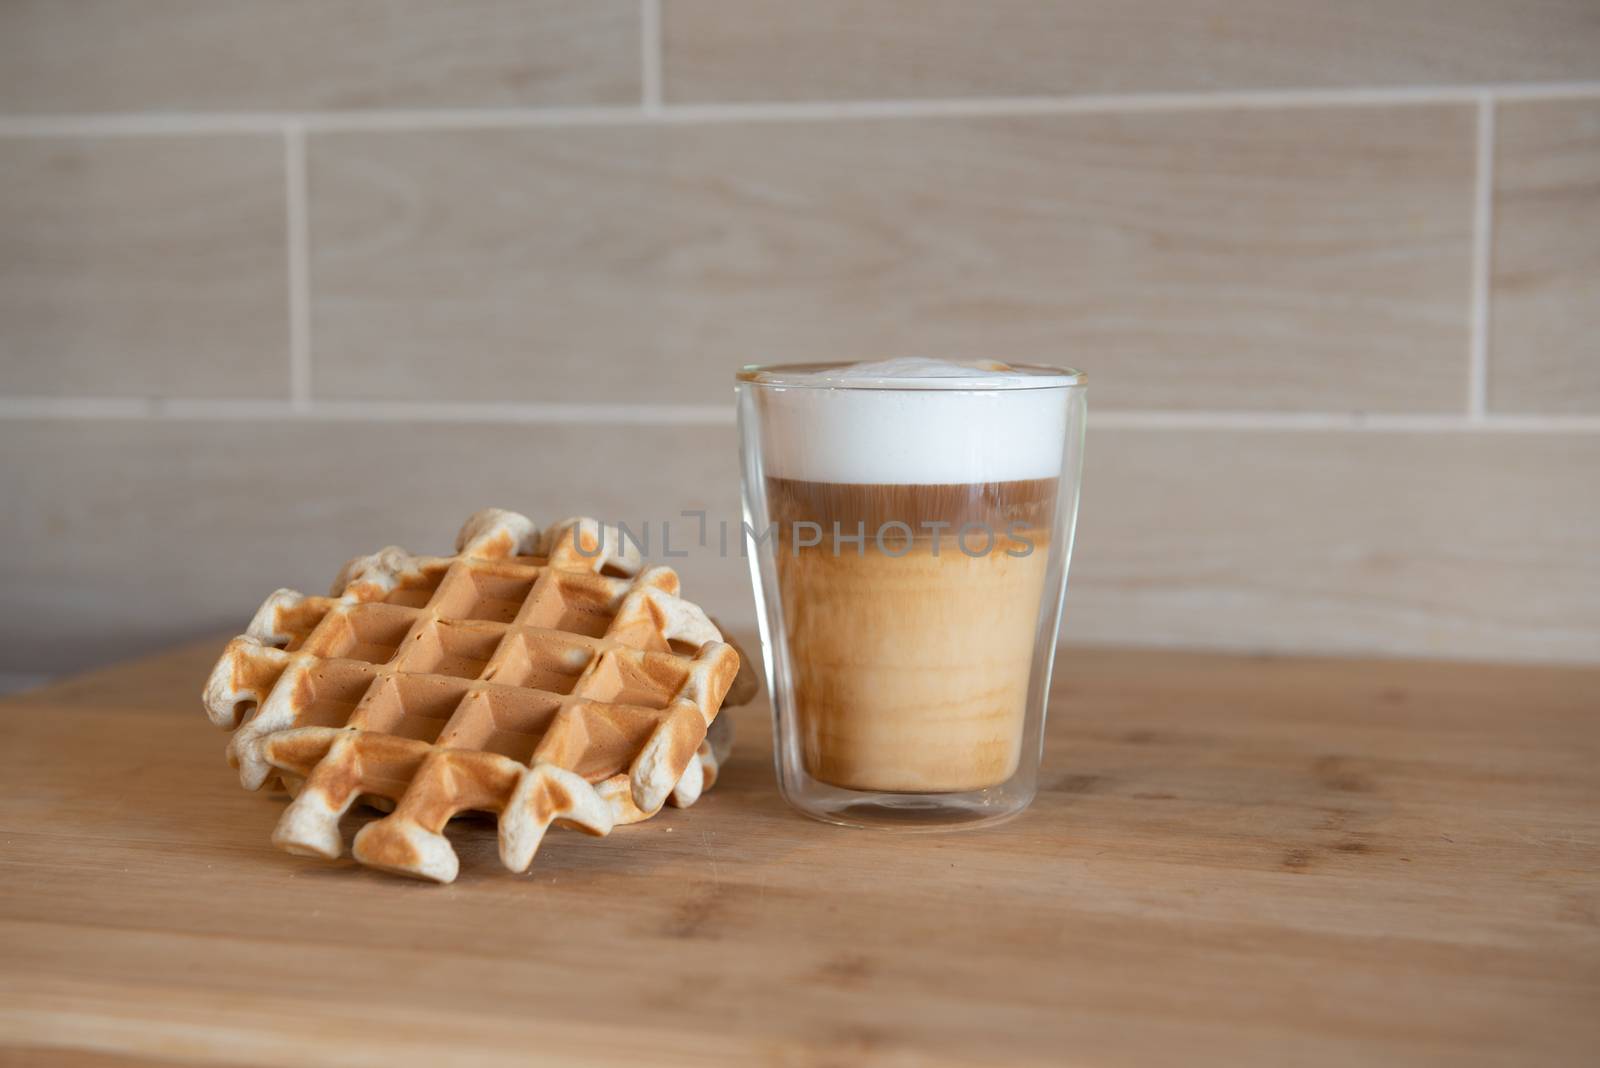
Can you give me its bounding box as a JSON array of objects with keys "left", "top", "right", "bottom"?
[
  {"left": 1, "top": 396, "right": 1598, "bottom": 432},
  {"left": 1468, "top": 94, "right": 1495, "bottom": 420},
  {"left": 284, "top": 123, "right": 312, "bottom": 411},
  {"left": 640, "top": 0, "right": 663, "bottom": 114},
  {"left": 645, "top": 81, "right": 1600, "bottom": 123},
  {"left": 1, "top": 81, "right": 1598, "bottom": 137}
]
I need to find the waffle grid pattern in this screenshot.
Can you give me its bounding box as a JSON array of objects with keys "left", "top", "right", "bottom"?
[{"left": 203, "top": 509, "right": 742, "bottom": 883}]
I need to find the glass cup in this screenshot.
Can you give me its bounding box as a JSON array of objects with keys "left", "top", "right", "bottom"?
[{"left": 735, "top": 362, "right": 1087, "bottom": 829}]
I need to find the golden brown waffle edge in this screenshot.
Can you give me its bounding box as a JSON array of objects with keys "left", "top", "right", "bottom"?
[{"left": 202, "top": 508, "right": 755, "bottom": 883}]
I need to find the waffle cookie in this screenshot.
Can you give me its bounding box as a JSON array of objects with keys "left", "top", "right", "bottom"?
[{"left": 202, "top": 508, "right": 754, "bottom": 883}]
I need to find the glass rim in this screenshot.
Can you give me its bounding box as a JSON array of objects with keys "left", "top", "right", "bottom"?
[{"left": 735, "top": 361, "right": 1086, "bottom": 391}]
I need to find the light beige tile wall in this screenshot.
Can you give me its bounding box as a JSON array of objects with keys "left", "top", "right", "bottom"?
[
  {"left": 1491, "top": 99, "right": 1600, "bottom": 412},
  {"left": 662, "top": 0, "right": 1600, "bottom": 102},
  {"left": 307, "top": 108, "right": 1476, "bottom": 412},
  {"left": 0, "top": 1, "right": 641, "bottom": 112},
  {"left": 0, "top": 136, "right": 288, "bottom": 397},
  {"left": 1, "top": 2, "right": 1597, "bottom": 673}
]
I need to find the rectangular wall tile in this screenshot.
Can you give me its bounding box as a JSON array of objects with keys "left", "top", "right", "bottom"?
[
  {"left": 0, "top": 0, "right": 639, "bottom": 113},
  {"left": 309, "top": 106, "right": 1473, "bottom": 412},
  {"left": 3, "top": 419, "right": 1595, "bottom": 675},
  {"left": 1066, "top": 428, "right": 1600, "bottom": 662},
  {"left": 0, "top": 418, "right": 748, "bottom": 675},
  {"left": 1490, "top": 98, "right": 1600, "bottom": 413},
  {"left": 0, "top": 136, "right": 287, "bottom": 398},
  {"left": 663, "top": 0, "right": 1600, "bottom": 103}
]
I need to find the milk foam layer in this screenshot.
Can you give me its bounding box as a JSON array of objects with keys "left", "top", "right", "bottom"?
[{"left": 750, "top": 359, "right": 1075, "bottom": 485}]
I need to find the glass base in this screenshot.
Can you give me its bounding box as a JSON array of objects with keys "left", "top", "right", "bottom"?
[{"left": 783, "top": 780, "right": 1034, "bottom": 832}]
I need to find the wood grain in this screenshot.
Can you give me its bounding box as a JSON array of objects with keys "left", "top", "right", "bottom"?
[
  {"left": 0, "top": 136, "right": 287, "bottom": 398},
  {"left": 308, "top": 107, "right": 1474, "bottom": 411},
  {"left": 1, "top": 639, "right": 1597, "bottom": 1065},
  {"left": 0, "top": 0, "right": 640, "bottom": 113},
  {"left": 1490, "top": 99, "right": 1600, "bottom": 414},
  {"left": 662, "top": 0, "right": 1600, "bottom": 103}
]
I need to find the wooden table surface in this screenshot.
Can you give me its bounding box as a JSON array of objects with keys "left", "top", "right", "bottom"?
[{"left": 2, "top": 639, "right": 1597, "bottom": 1067}]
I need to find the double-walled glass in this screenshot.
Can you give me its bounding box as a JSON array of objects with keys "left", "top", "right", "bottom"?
[{"left": 736, "top": 363, "right": 1087, "bottom": 829}]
